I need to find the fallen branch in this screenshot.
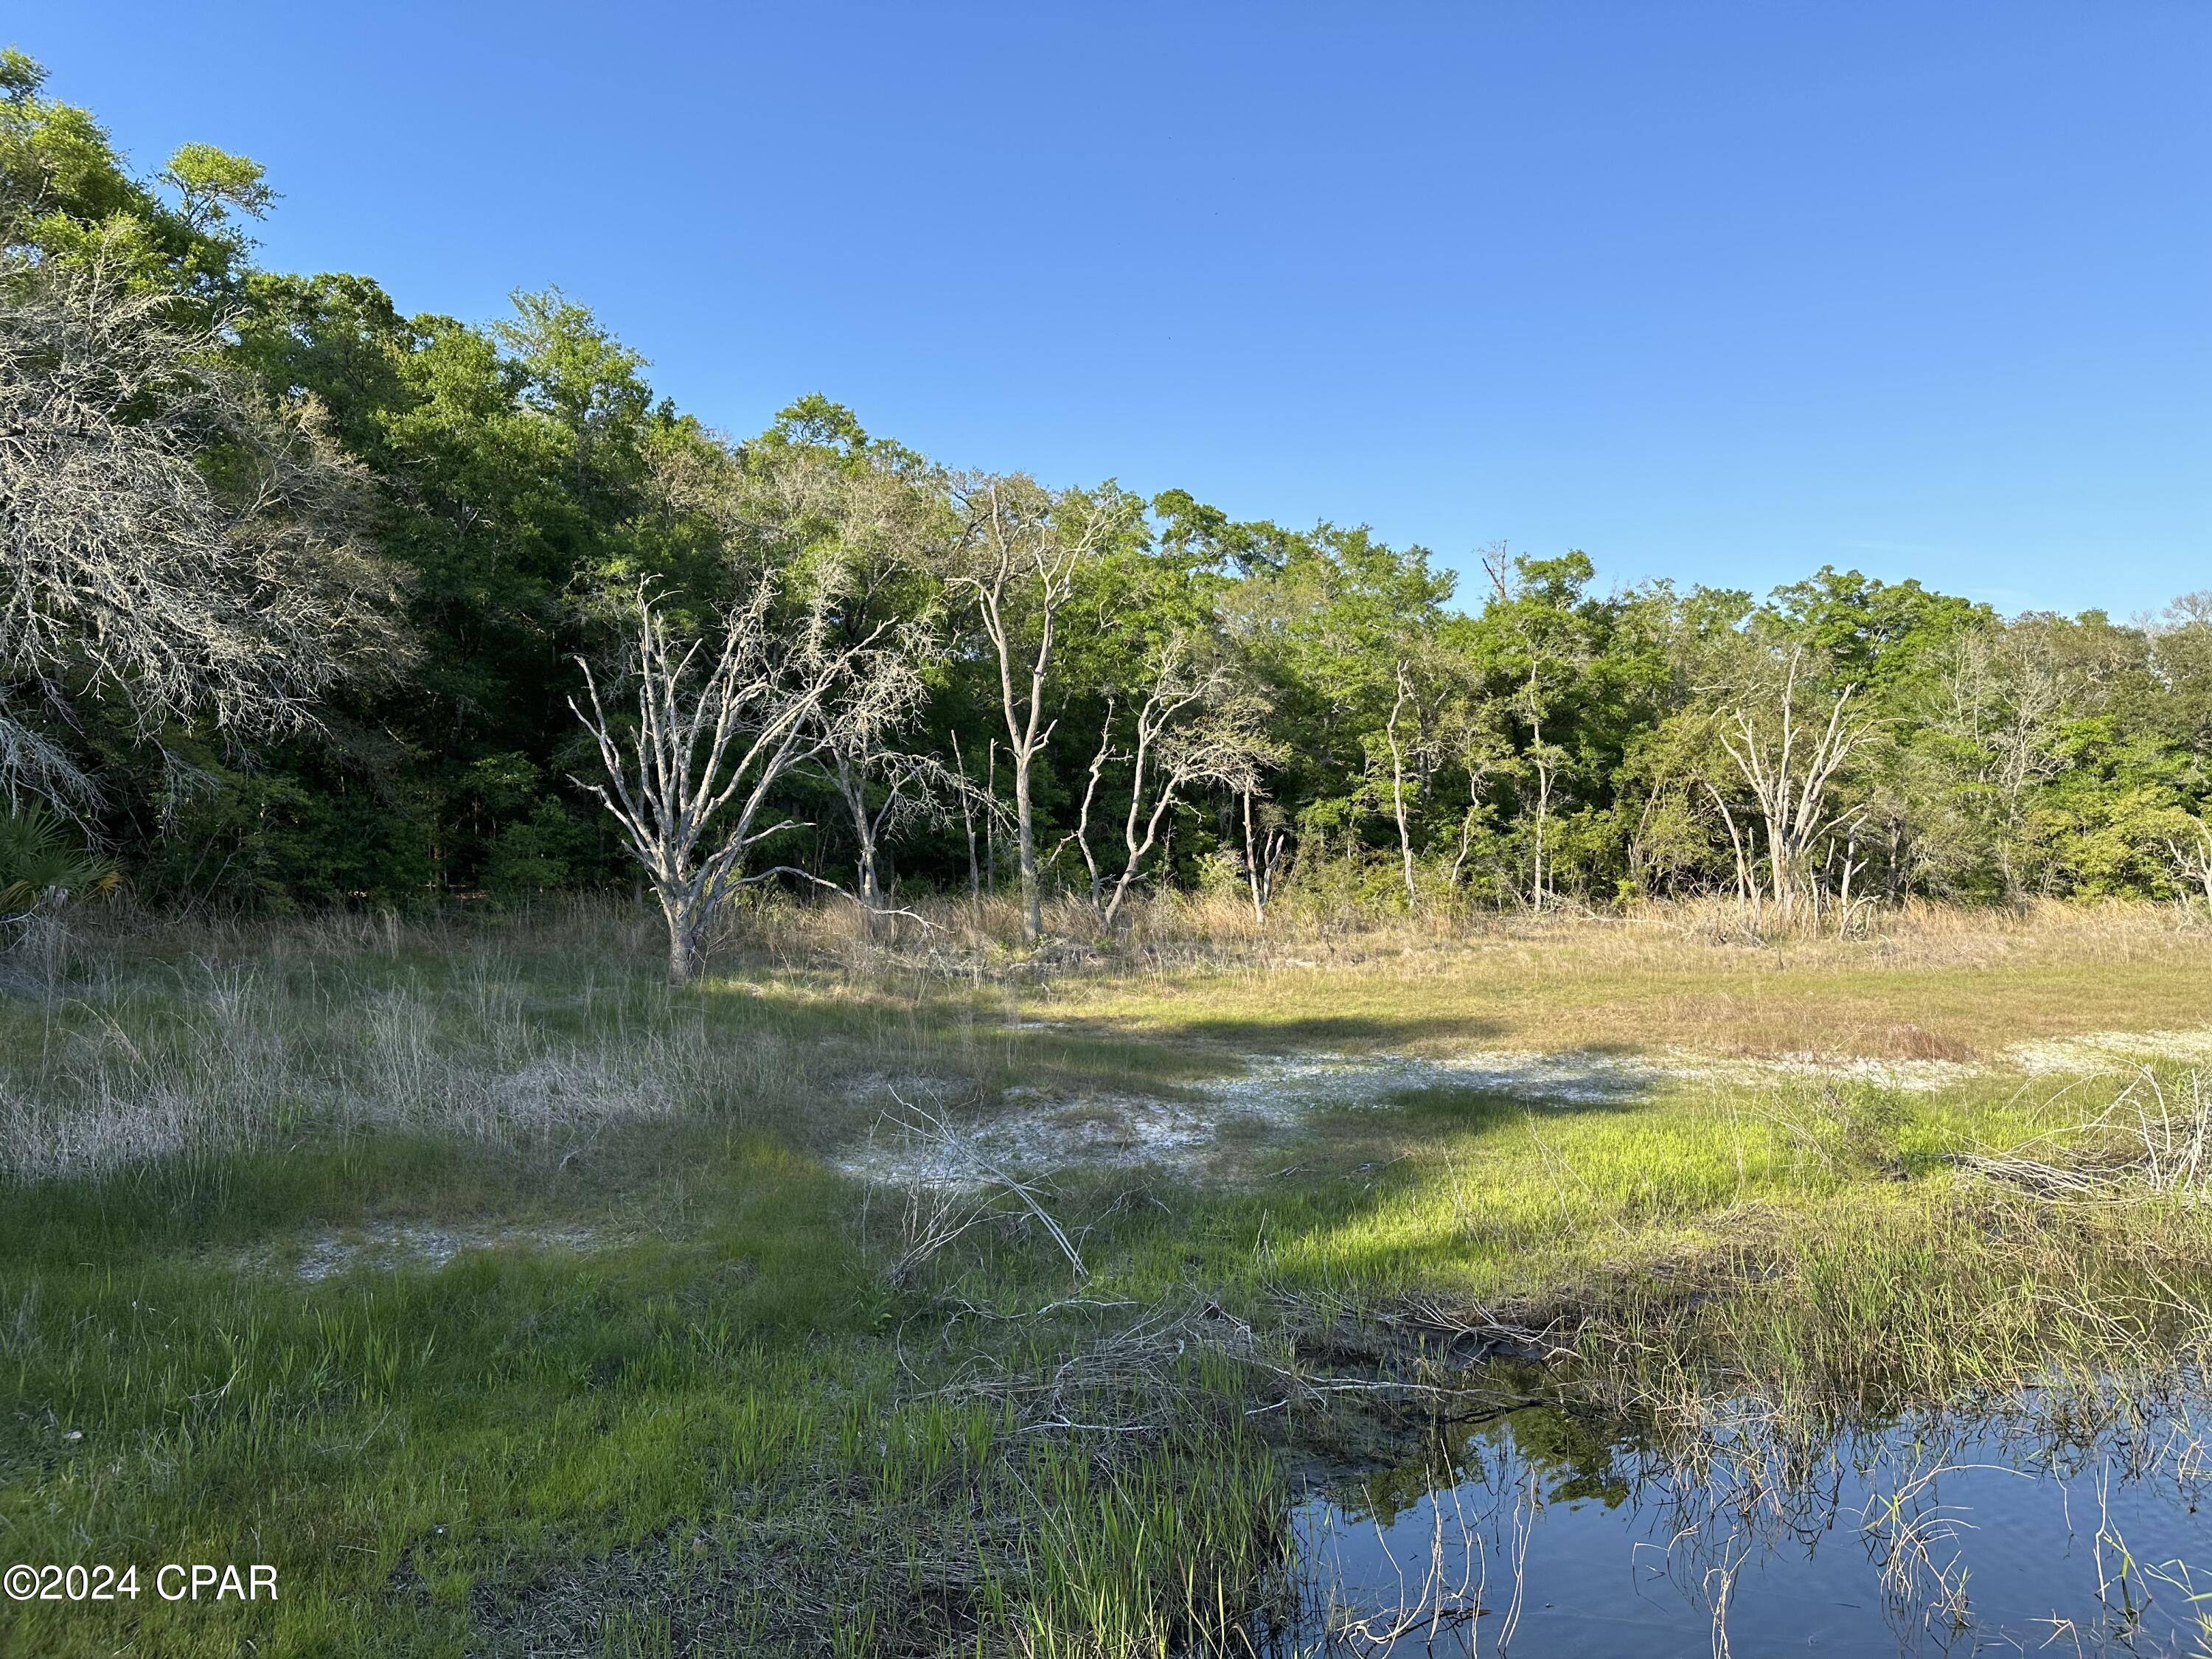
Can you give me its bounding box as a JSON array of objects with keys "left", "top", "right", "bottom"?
[{"left": 880, "top": 1092, "right": 1086, "bottom": 1279}]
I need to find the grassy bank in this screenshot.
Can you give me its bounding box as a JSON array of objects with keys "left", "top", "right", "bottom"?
[{"left": 1, "top": 899, "right": 2209, "bottom": 1655}]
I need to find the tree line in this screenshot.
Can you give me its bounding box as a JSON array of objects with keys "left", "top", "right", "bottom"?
[{"left": 4, "top": 52, "right": 2208, "bottom": 964}]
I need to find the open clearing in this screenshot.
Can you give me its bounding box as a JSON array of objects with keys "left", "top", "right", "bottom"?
[
  {"left": 3, "top": 901, "right": 2211, "bottom": 1655},
  {"left": 838, "top": 1030, "right": 2212, "bottom": 1190}
]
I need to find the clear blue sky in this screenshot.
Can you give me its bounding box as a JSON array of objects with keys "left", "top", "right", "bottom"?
[{"left": 23, "top": 3, "right": 2209, "bottom": 618}]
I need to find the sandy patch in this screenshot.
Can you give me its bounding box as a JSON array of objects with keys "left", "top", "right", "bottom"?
[
  {"left": 246, "top": 1222, "right": 601, "bottom": 1282},
  {"left": 2006, "top": 1028, "right": 2212, "bottom": 1075},
  {"left": 838, "top": 1090, "right": 1245, "bottom": 1187},
  {"left": 836, "top": 1051, "right": 1656, "bottom": 1189},
  {"left": 835, "top": 1028, "right": 2212, "bottom": 1188}
]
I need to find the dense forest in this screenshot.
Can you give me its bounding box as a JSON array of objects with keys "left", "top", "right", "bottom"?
[{"left": 5, "top": 50, "right": 2209, "bottom": 954}]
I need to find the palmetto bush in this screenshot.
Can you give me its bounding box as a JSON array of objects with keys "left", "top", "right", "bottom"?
[{"left": 0, "top": 807, "right": 119, "bottom": 917}]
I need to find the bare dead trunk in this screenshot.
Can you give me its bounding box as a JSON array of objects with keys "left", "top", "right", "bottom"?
[
  {"left": 947, "top": 476, "right": 1128, "bottom": 951},
  {"left": 1715, "top": 653, "right": 1868, "bottom": 924},
  {"left": 664, "top": 897, "right": 699, "bottom": 986},
  {"left": 1095, "top": 650, "right": 1267, "bottom": 933},
  {"left": 1071, "top": 701, "right": 1116, "bottom": 916},
  {"left": 1243, "top": 788, "right": 1265, "bottom": 924},
  {"left": 1765, "top": 806, "right": 1792, "bottom": 917},
  {"left": 1450, "top": 806, "right": 1479, "bottom": 888},
  {"left": 1387, "top": 669, "right": 1417, "bottom": 910},
  {"left": 1015, "top": 751, "right": 1040, "bottom": 945},
  {"left": 1705, "top": 781, "right": 1753, "bottom": 915},
  {"left": 2167, "top": 823, "right": 2212, "bottom": 915},
  {"left": 856, "top": 841, "right": 886, "bottom": 941}
]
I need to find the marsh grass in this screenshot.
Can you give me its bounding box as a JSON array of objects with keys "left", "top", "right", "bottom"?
[{"left": 1, "top": 897, "right": 2209, "bottom": 1654}]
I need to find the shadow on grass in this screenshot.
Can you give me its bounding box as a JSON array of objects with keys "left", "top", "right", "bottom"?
[
  {"left": 1147, "top": 1011, "right": 1512, "bottom": 1053},
  {"left": 0, "top": 1115, "right": 778, "bottom": 1265}
]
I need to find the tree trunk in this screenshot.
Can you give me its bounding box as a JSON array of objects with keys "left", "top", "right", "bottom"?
[
  {"left": 856, "top": 839, "right": 885, "bottom": 941},
  {"left": 1765, "top": 811, "right": 1789, "bottom": 917},
  {"left": 1015, "top": 752, "right": 1040, "bottom": 945},
  {"left": 1705, "top": 782, "right": 1753, "bottom": 915},
  {"left": 1450, "top": 806, "right": 1479, "bottom": 889},
  {"left": 663, "top": 897, "right": 698, "bottom": 986},
  {"left": 1243, "top": 789, "right": 1265, "bottom": 925},
  {"left": 1525, "top": 686, "right": 1548, "bottom": 913},
  {"left": 1071, "top": 700, "right": 1115, "bottom": 919},
  {"left": 1387, "top": 668, "right": 1417, "bottom": 909}
]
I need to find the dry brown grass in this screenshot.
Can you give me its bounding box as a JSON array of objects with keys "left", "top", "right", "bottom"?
[
  {"left": 714, "top": 885, "right": 2211, "bottom": 968},
  {"left": 597, "top": 887, "right": 2212, "bottom": 1066},
  {"left": 936, "top": 896, "right": 2212, "bottom": 1064}
]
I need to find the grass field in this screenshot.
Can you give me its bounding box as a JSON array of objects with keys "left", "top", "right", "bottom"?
[{"left": 2, "top": 897, "right": 2209, "bottom": 1655}]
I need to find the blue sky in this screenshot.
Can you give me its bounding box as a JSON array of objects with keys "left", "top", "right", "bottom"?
[{"left": 23, "top": 3, "right": 2208, "bottom": 617}]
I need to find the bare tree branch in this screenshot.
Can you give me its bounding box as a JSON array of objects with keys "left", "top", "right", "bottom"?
[
  {"left": 568, "top": 577, "right": 900, "bottom": 982},
  {"left": 1071, "top": 635, "right": 1282, "bottom": 931},
  {"left": 0, "top": 239, "right": 408, "bottom": 813},
  {"left": 1706, "top": 646, "right": 1875, "bottom": 922},
  {"left": 942, "top": 474, "right": 1135, "bottom": 945}
]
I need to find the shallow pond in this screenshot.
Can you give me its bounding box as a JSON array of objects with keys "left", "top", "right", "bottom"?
[{"left": 1283, "top": 1388, "right": 2212, "bottom": 1656}]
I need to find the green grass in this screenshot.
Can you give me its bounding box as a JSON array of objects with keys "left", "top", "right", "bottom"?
[{"left": 1, "top": 900, "right": 2209, "bottom": 1655}]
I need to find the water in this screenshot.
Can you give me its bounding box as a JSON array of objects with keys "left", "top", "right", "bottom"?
[{"left": 1284, "top": 1388, "right": 2212, "bottom": 1656}]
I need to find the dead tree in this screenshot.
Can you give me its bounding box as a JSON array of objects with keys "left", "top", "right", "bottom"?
[
  {"left": 1065, "top": 695, "right": 1118, "bottom": 914},
  {"left": 944, "top": 475, "right": 1135, "bottom": 945},
  {"left": 1712, "top": 647, "right": 1874, "bottom": 922},
  {"left": 657, "top": 437, "right": 961, "bottom": 944},
  {"left": 1377, "top": 656, "right": 1500, "bottom": 907},
  {"left": 1444, "top": 703, "right": 1511, "bottom": 890},
  {"left": 2168, "top": 817, "right": 2212, "bottom": 916},
  {"left": 1480, "top": 547, "right": 1576, "bottom": 913},
  {"left": 0, "top": 240, "right": 406, "bottom": 813},
  {"left": 569, "top": 580, "right": 896, "bottom": 984},
  {"left": 1929, "top": 626, "right": 2070, "bottom": 901},
  {"left": 1703, "top": 775, "right": 1757, "bottom": 910},
  {"left": 818, "top": 720, "right": 929, "bottom": 939},
  {"left": 813, "top": 653, "right": 987, "bottom": 940},
  {"left": 1384, "top": 660, "right": 1422, "bottom": 908},
  {"left": 1070, "top": 639, "right": 1278, "bottom": 932},
  {"left": 772, "top": 452, "right": 966, "bottom": 935},
  {"left": 1520, "top": 732, "right": 1566, "bottom": 912},
  {"left": 1240, "top": 787, "right": 1292, "bottom": 922}
]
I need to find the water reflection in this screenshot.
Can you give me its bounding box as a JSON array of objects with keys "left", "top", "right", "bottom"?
[{"left": 1281, "top": 1384, "right": 2212, "bottom": 1656}]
